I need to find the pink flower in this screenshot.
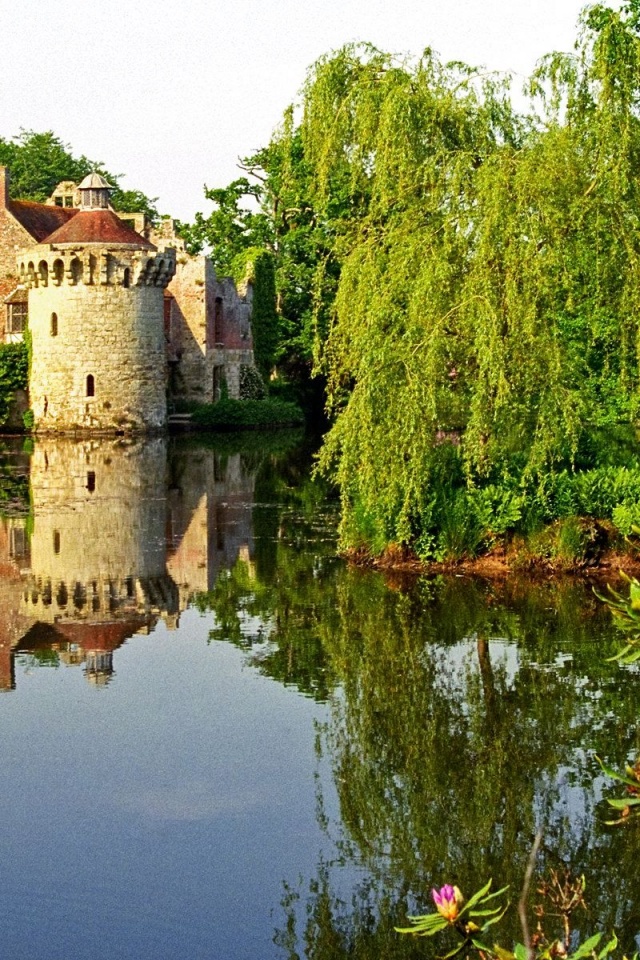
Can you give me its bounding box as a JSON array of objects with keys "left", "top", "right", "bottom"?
[{"left": 432, "top": 884, "right": 464, "bottom": 922}]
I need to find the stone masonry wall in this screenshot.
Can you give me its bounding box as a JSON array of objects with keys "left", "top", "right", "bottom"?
[
  {"left": 165, "top": 253, "right": 209, "bottom": 404},
  {"left": 22, "top": 246, "right": 174, "bottom": 433},
  {"left": 0, "top": 167, "right": 31, "bottom": 284}
]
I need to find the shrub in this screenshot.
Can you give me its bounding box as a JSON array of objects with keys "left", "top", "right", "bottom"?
[
  {"left": 0, "top": 342, "right": 28, "bottom": 427},
  {"left": 239, "top": 364, "right": 267, "bottom": 400},
  {"left": 191, "top": 397, "right": 304, "bottom": 431}
]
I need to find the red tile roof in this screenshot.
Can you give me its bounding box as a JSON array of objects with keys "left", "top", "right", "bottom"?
[
  {"left": 9, "top": 200, "right": 77, "bottom": 242},
  {"left": 54, "top": 619, "right": 146, "bottom": 651},
  {"left": 0, "top": 277, "right": 17, "bottom": 301},
  {"left": 44, "top": 209, "right": 155, "bottom": 248},
  {"left": 4, "top": 285, "right": 27, "bottom": 303}
]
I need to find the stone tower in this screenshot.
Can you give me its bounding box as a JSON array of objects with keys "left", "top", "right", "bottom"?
[{"left": 17, "top": 173, "right": 176, "bottom": 434}]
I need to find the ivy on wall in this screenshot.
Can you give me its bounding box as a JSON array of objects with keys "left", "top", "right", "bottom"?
[{"left": 0, "top": 342, "right": 28, "bottom": 426}]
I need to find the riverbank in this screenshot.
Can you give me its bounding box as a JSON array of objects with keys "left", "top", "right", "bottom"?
[{"left": 345, "top": 523, "right": 640, "bottom": 583}]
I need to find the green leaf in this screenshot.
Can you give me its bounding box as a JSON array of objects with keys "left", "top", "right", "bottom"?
[
  {"left": 606, "top": 797, "right": 640, "bottom": 809},
  {"left": 460, "top": 879, "right": 494, "bottom": 915},
  {"left": 396, "top": 914, "right": 449, "bottom": 936},
  {"left": 514, "top": 943, "right": 529, "bottom": 960},
  {"left": 598, "top": 934, "right": 618, "bottom": 959},
  {"left": 596, "top": 755, "right": 640, "bottom": 788},
  {"left": 568, "top": 932, "right": 603, "bottom": 960},
  {"left": 480, "top": 906, "right": 510, "bottom": 931},
  {"left": 493, "top": 947, "right": 516, "bottom": 960}
]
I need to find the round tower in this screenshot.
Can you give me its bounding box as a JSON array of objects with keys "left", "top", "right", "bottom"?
[{"left": 18, "top": 174, "right": 176, "bottom": 434}]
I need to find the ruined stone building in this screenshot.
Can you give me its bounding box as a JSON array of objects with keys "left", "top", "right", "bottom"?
[{"left": 0, "top": 166, "right": 255, "bottom": 433}]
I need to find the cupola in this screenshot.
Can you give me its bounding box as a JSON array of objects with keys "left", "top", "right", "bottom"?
[{"left": 78, "top": 172, "right": 113, "bottom": 210}]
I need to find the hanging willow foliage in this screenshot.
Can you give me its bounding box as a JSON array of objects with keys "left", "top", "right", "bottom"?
[{"left": 296, "top": 7, "right": 640, "bottom": 556}]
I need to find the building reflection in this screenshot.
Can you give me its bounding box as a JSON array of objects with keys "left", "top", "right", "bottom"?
[{"left": 0, "top": 437, "right": 255, "bottom": 689}]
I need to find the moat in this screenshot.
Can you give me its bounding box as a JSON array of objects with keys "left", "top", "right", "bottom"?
[{"left": 0, "top": 433, "right": 638, "bottom": 960}]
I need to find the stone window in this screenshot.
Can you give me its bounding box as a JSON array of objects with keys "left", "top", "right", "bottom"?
[
  {"left": 123, "top": 267, "right": 130, "bottom": 289},
  {"left": 70, "top": 258, "right": 83, "bottom": 284},
  {"left": 53, "top": 530, "right": 60, "bottom": 555},
  {"left": 64, "top": 196, "right": 73, "bottom": 207},
  {"left": 9, "top": 525, "right": 27, "bottom": 560},
  {"left": 54, "top": 196, "right": 64, "bottom": 207},
  {"left": 86, "top": 374, "right": 95, "bottom": 397},
  {"left": 86, "top": 471, "right": 96, "bottom": 493},
  {"left": 7, "top": 302, "right": 27, "bottom": 335},
  {"left": 50, "top": 313, "right": 58, "bottom": 336}
]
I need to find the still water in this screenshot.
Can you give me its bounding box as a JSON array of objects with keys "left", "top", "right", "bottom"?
[{"left": 0, "top": 432, "right": 638, "bottom": 960}]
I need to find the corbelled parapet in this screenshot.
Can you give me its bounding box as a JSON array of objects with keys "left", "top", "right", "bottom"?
[
  {"left": 21, "top": 573, "right": 180, "bottom": 623},
  {"left": 17, "top": 246, "right": 176, "bottom": 290}
]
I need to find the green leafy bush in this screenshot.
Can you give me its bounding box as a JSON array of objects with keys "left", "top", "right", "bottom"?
[
  {"left": 0, "top": 342, "right": 28, "bottom": 427},
  {"left": 239, "top": 364, "right": 267, "bottom": 400},
  {"left": 190, "top": 397, "right": 304, "bottom": 431}
]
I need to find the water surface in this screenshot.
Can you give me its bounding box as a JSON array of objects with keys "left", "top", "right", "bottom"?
[{"left": 0, "top": 434, "right": 637, "bottom": 959}]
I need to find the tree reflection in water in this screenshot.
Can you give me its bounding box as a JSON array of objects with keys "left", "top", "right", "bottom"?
[
  {"left": 271, "top": 573, "right": 640, "bottom": 958},
  {"left": 207, "top": 540, "right": 640, "bottom": 956}
]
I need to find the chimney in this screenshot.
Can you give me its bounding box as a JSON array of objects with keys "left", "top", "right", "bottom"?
[{"left": 0, "top": 167, "right": 9, "bottom": 209}]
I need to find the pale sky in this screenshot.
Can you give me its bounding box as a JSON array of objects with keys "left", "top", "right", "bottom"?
[{"left": 1, "top": 0, "right": 595, "bottom": 221}]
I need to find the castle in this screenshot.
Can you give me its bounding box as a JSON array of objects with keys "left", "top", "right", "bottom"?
[{"left": 0, "top": 167, "right": 256, "bottom": 433}]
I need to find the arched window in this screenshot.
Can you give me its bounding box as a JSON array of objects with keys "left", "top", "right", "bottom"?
[
  {"left": 86, "top": 374, "right": 95, "bottom": 397},
  {"left": 70, "top": 258, "right": 83, "bottom": 284},
  {"left": 50, "top": 313, "right": 58, "bottom": 337},
  {"left": 123, "top": 267, "right": 130, "bottom": 288},
  {"left": 53, "top": 530, "right": 60, "bottom": 555}
]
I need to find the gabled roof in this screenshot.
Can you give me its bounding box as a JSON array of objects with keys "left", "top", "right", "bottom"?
[
  {"left": 44, "top": 208, "right": 155, "bottom": 249},
  {"left": 4, "top": 285, "right": 27, "bottom": 304},
  {"left": 9, "top": 200, "right": 77, "bottom": 242}
]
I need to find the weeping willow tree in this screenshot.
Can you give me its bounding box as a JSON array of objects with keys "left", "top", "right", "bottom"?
[{"left": 302, "top": 5, "right": 640, "bottom": 557}]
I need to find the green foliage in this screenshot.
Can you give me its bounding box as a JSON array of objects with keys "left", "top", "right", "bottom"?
[
  {"left": 249, "top": 250, "right": 279, "bottom": 380},
  {"left": 396, "top": 879, "right": 509, "bottom": 953},
  {"left": 239, "top": 364, "right": 267, "bottom": 400},
  {"left": 596, "top": 568, "right": 640, "bottom": 663},
  {"left": 0, "top": 129, "right": 158, "bottom": 218},
  {"left": 0, "top": 130, "right": 89, "bottom": 201},
  {"left": 190, "top": 397, "right": 304, "bottom": 430},
  {"left": 596, "top": 755, "right": 640, "bottom": 825},
  {"left": 0, "top": 342, "right": 28, "bottom": 425},
  {"left": 289, "top": 8, "right": 640, "bottom": 556},
  {"left": 176, "top": 177, "right": 272, "bottom": 273},
  {"left": 182, "top": 113, "right": 342, "bottom": 415}
]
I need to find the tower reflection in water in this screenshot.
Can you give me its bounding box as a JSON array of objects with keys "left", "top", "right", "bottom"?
[{"left": 0, "top": 437, "right": 255, "bottom": 689}]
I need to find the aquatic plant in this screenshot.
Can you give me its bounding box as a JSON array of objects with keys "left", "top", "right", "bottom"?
[
  {"left": 597, "top": 755, "right": 640, "bottom": 826},
  {"left": 396, "top": 878, "right": 508, "bottom": 954},
  {"left": 397, "top": 874, "right": 630, "bottom": 960}
]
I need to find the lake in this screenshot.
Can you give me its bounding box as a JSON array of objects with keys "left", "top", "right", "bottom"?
[{"left": 0, "top": 432, "right": 637, "bottom": 959}]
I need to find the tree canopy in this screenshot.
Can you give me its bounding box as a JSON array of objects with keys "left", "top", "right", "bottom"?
[
  {"left": 305, "top": 6, "right": 640, "bottom": 555},
  {"left": 0, "top": 129, "right": 159, "bottom": 220},
  {"left": 182, "top": 3, "right": 640, "bottom": 555}
]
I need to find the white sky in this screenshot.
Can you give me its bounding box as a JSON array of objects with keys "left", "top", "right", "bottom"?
[{"left": 1, "top": 0, "right": 595, "bottom": 221}]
